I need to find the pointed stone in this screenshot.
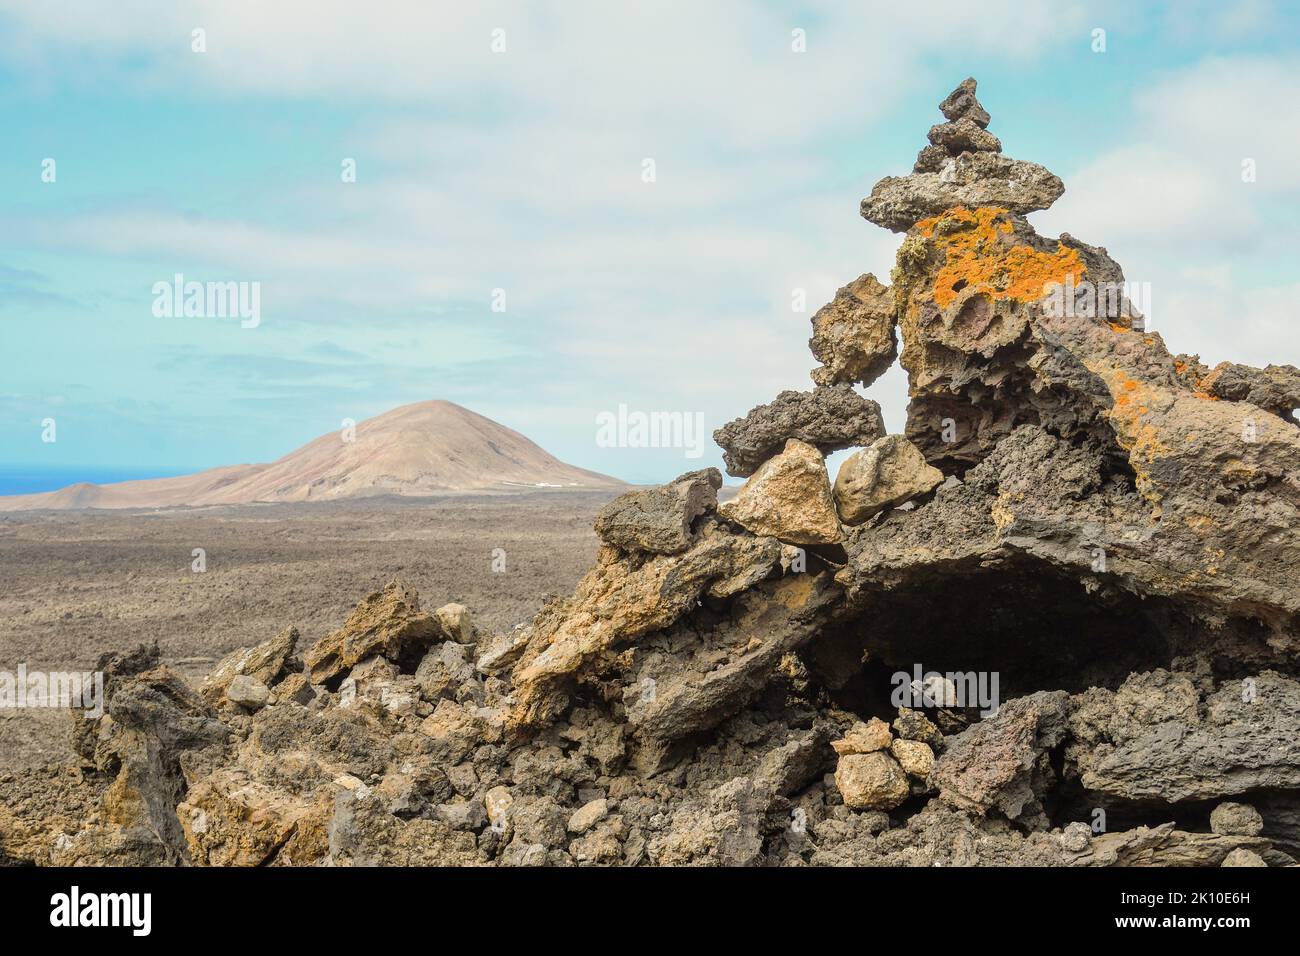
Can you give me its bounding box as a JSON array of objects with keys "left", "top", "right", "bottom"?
[
  {"left": 719, "top": 439, "right": 841, "bottom": 544},
  {"left": 939, "top": 77, "right": 990, "bottom": 128}
]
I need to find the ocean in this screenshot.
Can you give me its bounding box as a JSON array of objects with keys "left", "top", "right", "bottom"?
[{"left": 0, "top": 466, "right": 190, "bottom": 497}]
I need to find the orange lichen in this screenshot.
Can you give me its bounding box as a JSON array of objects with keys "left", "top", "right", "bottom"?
[
  {"left": 1084, "top": 366, "right": 1172, "bottom": 506},
  {"left": 915, "top": 206, "right": 1085, "bottom": 309}
]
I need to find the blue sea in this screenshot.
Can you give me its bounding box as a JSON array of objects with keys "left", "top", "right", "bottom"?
[{"left": 0, "top": 466, "right": 191, "bottom": 497}]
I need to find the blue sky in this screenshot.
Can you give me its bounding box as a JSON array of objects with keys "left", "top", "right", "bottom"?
[{"left": 2, "top": 0, "right": 1298, "bottom": 486}]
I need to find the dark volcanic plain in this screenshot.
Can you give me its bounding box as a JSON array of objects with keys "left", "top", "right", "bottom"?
[{"left": 0, "top": 492, "right": 612, "bottom": 769}]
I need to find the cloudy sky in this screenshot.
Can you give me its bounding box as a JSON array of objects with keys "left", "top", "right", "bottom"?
[{"left": 2, "top": 0, "right": 1298, "bottom": 486}]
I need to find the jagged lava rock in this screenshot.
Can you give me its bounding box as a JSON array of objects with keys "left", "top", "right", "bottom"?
[
  {"left": 594, "top": 468, "right": 720, "bottom": 553},
  {"left": 200, "top": 627, "right": 298, "bottom": 705},
  {"left": 304, "top": 579, "right": 444, "bottom": 686},
  {"left": 808, "top": 274, "right": 898, "bottom": 388},
  {"left": 714, "top": 388, "right": 885, "bottom": 478}
]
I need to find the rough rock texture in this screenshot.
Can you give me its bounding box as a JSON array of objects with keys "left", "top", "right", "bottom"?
[
  {"left": 862, "top": 80, "right": 1064, "bottom": 233},
  {"left": 1201, "top": 362, "right": 1300, "bottom": 424},
  {"left": 718, "top": 439, "right": 842, "bottom": 544},
  {"left": 594, "top": 468, "right": 721, "bottom": 553},
  {"left": 833, "top": 434, "right": 944, "bottom": 523},
  {"left": 933, "top": 691, "right": 1070, "bottom": 825},
  {"left": 1211, "top": 802, "right": 1264, "bottom": 837},
  {"left": 6, "top": 79, "right": 1298, "bottom": 868},
  {"left": 714, "top": 388, "right": 885, "bottom": 478},
  {"left": 835, "top": 752, "right": 910, "bottom": 811},
  {"left": 304, "top": 580, "right": 445, "bottom": 687},
  {"left": 200, "top": 627, "right": 298, "bottom": 705},
  {"left": 809, "top": 274, "right": 898, "bottom": 388},
  {"left": 1068, "top": 672, "right": 1300, "bottom": 803}
]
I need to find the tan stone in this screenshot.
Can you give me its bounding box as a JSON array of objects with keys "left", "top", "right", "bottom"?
[
  {"left": 225, "top": 674, "right": 270, "bottom": 711},
  {"left": 834, "top": 752, "right": 910, "bottom": 811},
  {"left": 484, "top": 786, "right": 514, "bottom": 830},
  {"left": 1221, "top": 848, "right": 1267, "bottom": 867},
  {"left": 834, "top": 435, "right": 943, "bottom": 524},
  {"left": 567, "top": 798, "right": 609, "bottom": 835},
  {"left": 891, "top": 738, "right": 935, "bottom": 779},
  {"left": 831, "top": 718, "right": 893, "bottom": 755},
  {"left": 435, "top": 602, "right": 474, "bottom": 643},
  {"left": 718, "top": 439, "right": 841, "bottom": 545},
  {"left": 508, "top": 525, "right": 784, "bottom": 728}
]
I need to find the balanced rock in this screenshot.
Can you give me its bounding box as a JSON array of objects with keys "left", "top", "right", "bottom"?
[
  {"left": 594, "top": 468, "right": 720, "bottom": 553},
  {"left": 890, "top": 738, "right": 935, "bottom": 779},
  {"left": 834, "top": 752, "right": 910, "bottom": 811},
  {"left": 939, "top": 77, "right": 990, "bottom": 128},
  {"left": 718, "top": 439, "right": 841, "bottom": 544},
  {"left": 809, "top": 274, "right": 898, "bottom": 388},
  {"left": 831, "top": 717, "right": 893, "bottom": 755},
  {"left": 834, "top": 435, "right": 943, "bottom": 524},
  {"left": 927, "top": 118, "right": 1001, "bottom": 155},
  {"left": 1209, "top": 802, "right": 1264, "bottom": 837},
  {"left": 864, "top": 78, "right": 1061, "bottom": 232},
  {"left": 863, "top": 152, "right": 1064, "bottom": 232},
  {"left": 713, "top": 388, "right": 885, "bottom": 478}
]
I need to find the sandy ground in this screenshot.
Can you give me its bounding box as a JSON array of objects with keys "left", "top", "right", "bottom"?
[{"left": 0, "top": 492, "right": 612, "bottom": 769}]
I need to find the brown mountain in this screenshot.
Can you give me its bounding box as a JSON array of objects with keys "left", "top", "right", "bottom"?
[{"left": 0, "top": 401, "right": 625, "bottom": 511}]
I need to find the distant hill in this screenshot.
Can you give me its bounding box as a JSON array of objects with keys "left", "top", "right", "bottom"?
[{"left": 0, "top": 401, "right": 625, "bottom": 511}]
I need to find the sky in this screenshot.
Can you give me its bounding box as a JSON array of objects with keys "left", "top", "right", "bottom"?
[{"left": 2, "top": 0, "right": 1298, "bottom": 486}]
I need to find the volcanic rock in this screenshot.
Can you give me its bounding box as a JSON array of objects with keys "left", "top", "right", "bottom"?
[
  {"left": 939, "top": 77, "right": 990, "bottom": 128},
  {"left": 808, "top": 275, "right": 898, "bottom": 388},
  {"left": 835, "top": 751, "right": 910, "bottom": 811},
  {"left": 1201, "top": 362, "right": 1300, "bottom": 423},
  {"left": 714, "top": 388, "right": 885, "bottom": 477},
  {"left": 890, "top": 738, "right": 935, "bottom": 779},
  {"left": 226, "top": 675, "right": 271, "bottom": 711},
  {"left": 718, "top": 439, "right": 842, "bottom": 544},
  {"left": 201, "top": 627, "right": 298, "bottom": 705},
  {"left": 594, "top": 468, "right": 721, "bottom": 552},
  {"left": 833, "top": 434, "right": 944, "bottom": 523},
  {"left": 8, "top": 77, "right": 1300, "bottom": 871},
  {"left": 831, "top": 718, "right": 893, "bottom": 755},
  {"left": 304, "top": 580, "right": 444, "bottom": 686},
  {"left": 1211, "top": 802, "right": 1265, "bottom": 837}
]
